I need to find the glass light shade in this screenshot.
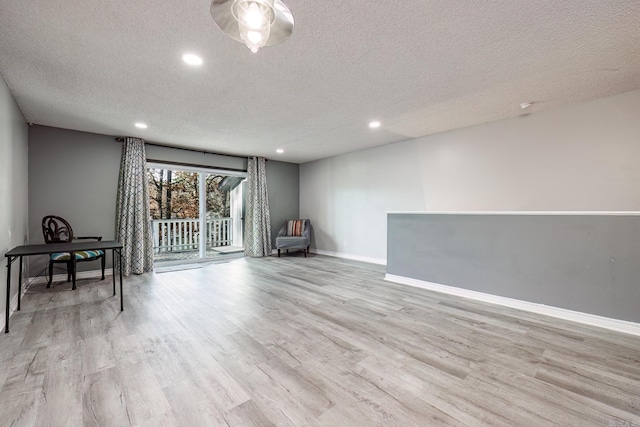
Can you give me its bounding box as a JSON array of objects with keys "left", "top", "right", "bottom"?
[
  {"left": 211, "top": 0, "right": 294, "bottom": 52},
  {"left": 233, "top": 0, "right": 275, "bottom": 53}
]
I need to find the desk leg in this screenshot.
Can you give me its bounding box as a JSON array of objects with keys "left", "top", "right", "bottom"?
[
  {"left": 17, "top": 256, "right": 23, "bottom": 311},
  {"left": 112, "top": 249, "right": 116, "bottom": 296},
  {"left": 119, "top": 250, "right": 123, "bottom": 311},
  {"left": 71, "top": 252, "right": 77, "bottom": 290},
  {"left": 5, "top": 257, "right": 12, "bottom": 333}
]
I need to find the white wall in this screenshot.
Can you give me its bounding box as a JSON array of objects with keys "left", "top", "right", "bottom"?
[
  {"left": 300, "top": 90, "right": 640, "bottom": 263},
  {"left": 0, "top": 73, "right": 29, "bottom": 326}
]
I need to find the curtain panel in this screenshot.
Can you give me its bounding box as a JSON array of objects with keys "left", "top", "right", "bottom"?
[
  {"left": 244, "top": 157, "right": 272, "bottom": 257},
  {"left": 116, "top": 137, "right": 154, "bottom": 275}
]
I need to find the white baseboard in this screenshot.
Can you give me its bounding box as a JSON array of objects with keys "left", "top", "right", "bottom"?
[
  {"left": 29, "top": 269, "right": 112, "bottom": 285},
  {"left": 384, "top": 274, "right": 640, "bottom": 337},
  {"left": 309, "top": 249, "right": 386, "bottom": 265}
]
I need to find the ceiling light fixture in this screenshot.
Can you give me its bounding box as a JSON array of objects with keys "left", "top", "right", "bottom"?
[
  {"left": 182, "top": 53, "right": 203, "bottom": 66},
  {"left": 135, "top": 122, "right": 148, "bottom": 129},
  {"left": 520, "top": 101, "right": 533, "bottom": 109},
  {"left": 276, "top": 148, "right": 284, "bottom": 153},
  {"left": 369, "top": 121, "right": 381, "bottom": 129},
  {"left": 211, "top": 0, "right": 294, "bottom": 53}
]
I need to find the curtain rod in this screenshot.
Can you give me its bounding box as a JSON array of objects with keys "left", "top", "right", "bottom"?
[
  {"left": 147, "top": 159, "right": 247, "bottom": 173},
  {"left": 114, "top": 137, "right": 250, "bottom": 160}
]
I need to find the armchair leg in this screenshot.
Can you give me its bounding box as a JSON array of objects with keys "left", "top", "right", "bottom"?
[
  {"left": 278, "top": 249, "right": 280, "bottom": 257},
  {"left": 101, "top": 255, "right": 106, "bottom": 280}
]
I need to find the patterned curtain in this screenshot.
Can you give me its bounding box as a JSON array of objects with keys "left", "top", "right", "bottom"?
[
  {"left": 244, "top": 157, "right": 272, "bottom": 257},
  {"left": 116, "top": 137, "right": 154, "bottom": 275}
]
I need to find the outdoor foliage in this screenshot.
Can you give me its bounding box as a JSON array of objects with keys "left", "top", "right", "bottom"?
[{"left": 148, "top": 169, "right": 230, "bottom": 219}]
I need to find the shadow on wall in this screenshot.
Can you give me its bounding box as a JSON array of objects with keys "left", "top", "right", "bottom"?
[{"left": 310, "top": 225, "right": 337, "bottom": 253}]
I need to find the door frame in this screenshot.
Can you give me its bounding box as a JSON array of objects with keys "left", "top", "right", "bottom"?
[{"left": 147, "top": 162, "right": 247, "bottom": 261}]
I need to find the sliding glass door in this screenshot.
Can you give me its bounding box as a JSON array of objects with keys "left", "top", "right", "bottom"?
[
  {"left": 148, "top": 164, "right": 245, "bottom": 264},
  {"left": 203, "top": 172, "right": 244, "bottom": 257}
]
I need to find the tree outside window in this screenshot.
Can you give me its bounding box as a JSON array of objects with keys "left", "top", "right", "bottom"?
[{"left": 148, "top": 169, "right": 230, "bottom": 220}]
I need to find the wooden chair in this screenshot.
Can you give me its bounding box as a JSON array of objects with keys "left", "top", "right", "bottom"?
[{"left": 42, "top": 215, "right": 105, "bottom": 289}]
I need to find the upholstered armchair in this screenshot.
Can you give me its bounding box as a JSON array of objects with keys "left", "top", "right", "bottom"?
[
  {"left": 275, "top": 219, "right": 312, "bottom": 257},
  {"left": 42, "top": 215, "right": 105, "bottom": 289}
]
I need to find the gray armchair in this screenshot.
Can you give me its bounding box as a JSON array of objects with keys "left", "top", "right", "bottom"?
[{"left": 276, "top": 219, "right": 312, "bottom": 257}]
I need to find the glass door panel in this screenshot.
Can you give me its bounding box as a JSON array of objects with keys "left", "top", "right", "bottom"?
[
  {"left": 148, "top": 168, "right": 200, "bottom": 263},
  {"left": 205, "top": 173, "right": 244, "bottom": 257}
]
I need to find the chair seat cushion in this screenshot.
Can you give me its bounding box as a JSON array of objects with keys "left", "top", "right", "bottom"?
[
  {"left": 276, "top": 236, "right": 309, "bottom": 250},
  {"left": 50, "top": 250, "right": 104, "bottom": 261}
]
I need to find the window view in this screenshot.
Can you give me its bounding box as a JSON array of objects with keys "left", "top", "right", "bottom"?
[{"left": 148, "top": 167, "right": 244, "bottom": 263}]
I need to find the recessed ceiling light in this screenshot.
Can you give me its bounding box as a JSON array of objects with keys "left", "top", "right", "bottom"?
[
  {"left": 276, "top": 149, "right": 284, "bottom": 154},
  {"left": 182, "top": 53, "right": 203, "bottom": 66},
  {"left": 369, "top": 121, "right": 381, "bottom": 128},
  {"left": 135, "top": 122, "right": 148, "bottom": 129},
  {"left": 520, "top": 101, "right": 533, "bottom": 109}
]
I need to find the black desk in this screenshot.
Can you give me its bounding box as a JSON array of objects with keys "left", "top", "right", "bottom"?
[{"left": 5, "top": 240, "right": 123, "bottom": 333}]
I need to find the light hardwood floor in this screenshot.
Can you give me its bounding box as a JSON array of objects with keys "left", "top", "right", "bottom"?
[{"left": 1, "top": 255, "right": 639, "bottom": 426}]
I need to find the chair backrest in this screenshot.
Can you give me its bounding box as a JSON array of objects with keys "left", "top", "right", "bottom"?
[{"left": 42, "top": 215, "right": 74, "bottom": 243}]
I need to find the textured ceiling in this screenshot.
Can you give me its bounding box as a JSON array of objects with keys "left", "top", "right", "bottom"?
[{"left": 1, "top": 1, "right": 640, "bottom": 163}]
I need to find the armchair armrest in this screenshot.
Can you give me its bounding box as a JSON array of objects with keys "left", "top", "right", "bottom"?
[{"left": 277, "top": 223, "right": 287, "bottom": 238}]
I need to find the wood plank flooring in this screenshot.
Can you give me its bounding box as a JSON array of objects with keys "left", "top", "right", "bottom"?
[{"left": 1, "top": 255, "right": 639, "bottom": 426}]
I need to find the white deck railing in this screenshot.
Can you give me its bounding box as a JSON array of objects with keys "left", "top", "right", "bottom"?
[{"left": 152, "top": 218, "right": 232, "bottom": 252}]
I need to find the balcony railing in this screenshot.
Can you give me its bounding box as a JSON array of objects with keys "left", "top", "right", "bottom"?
[{"left": 152, "top": 218, "right": 232, "bottom": 253}]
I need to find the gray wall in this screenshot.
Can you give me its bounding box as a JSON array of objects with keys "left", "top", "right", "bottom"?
[
  {"left": 266, "top": 160, "right": 300, "bottom": 247},
  {"left": 0, "top": 73, "right": 29, "bottom": 325},
  {"left": 28, "top": 126, "right": 122, "bottom": 275},
  {"left": 28, "top": 125, "right": 299, "bottom": 274},
  {"left": 387, "top": 213, "right": 640, "bottom": 323},
  {"left": 300, "top": 89, "right": 640, "bottom": 262}
]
